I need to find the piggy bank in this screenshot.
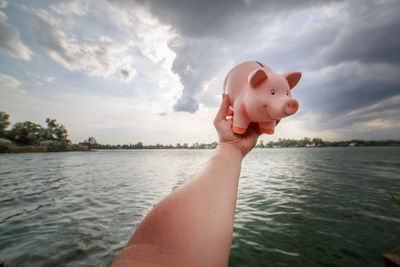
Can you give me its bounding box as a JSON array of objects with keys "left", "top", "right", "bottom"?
[{"left": 223, "top": 61, "right": 301, "bottom": 134}]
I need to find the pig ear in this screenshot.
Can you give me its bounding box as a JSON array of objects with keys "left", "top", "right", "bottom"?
[
  {"left": 248, "top": 69, "right": 268, "bottom": 88},
  {"left": 284, "top": 72, "right": 302, "bottom": 89}
]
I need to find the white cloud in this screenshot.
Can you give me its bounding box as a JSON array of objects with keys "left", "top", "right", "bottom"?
[
  {"left": 29, "top": 8, "right": 80, "bottom": 68},
  {"left": 0, "top": 10, "right": 32, "bottom": 60},
  {"left": 352, "top": 118, "right": 397, "bottom": 131},
  {"left": 50, "top": 0, "right": 89, "bottom": 16},
  {"left": 22, "top": 0, "right": 182, "bottom": 114},
  {"left": 342, "top": 94, "right": 400, "bottom": 120},
  {"left": 25, "top": 71, "right": 56, "bottom": 85},
  {"left": 130, "top": 8, "right": 177, "bottom": 70},
  {"left": 337, "top": 117, "right": 400, "bottom": 140},
  {"left": 0, "top": 0, "right": 7, "bottom": 9},
  {"left": 0, "top": 73, "right": 20, "bottom": 88},
  {"left": 29, "top": 8, "right": 131, "bottom": 79},
  {"left": 26, "top": 0, "right": 177, "bottom": 85},
  {"left": 79, "top": 36, "right": 129, "bottom": 77},
  {"left": 0, "top": 73, "right": 26, "bottom": 94}
]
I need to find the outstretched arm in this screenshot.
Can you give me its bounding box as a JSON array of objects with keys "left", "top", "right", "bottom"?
[{"left": 112, "top": 94, "right": 261, "bottom": 266}]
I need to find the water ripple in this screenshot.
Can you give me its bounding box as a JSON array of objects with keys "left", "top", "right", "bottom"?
[{"left": 0, "top": 148, "right": 400, "bottom": 266}]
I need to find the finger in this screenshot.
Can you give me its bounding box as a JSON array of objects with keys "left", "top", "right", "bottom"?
[
  {"left": 215, "top": 94, "right": 230, "bottom": 121},
  {"left": 227, "top": 117, "right": 233, "bottom": 127},
  {"left": 248, "top": 123, "right": 262, "bottom": 137}
]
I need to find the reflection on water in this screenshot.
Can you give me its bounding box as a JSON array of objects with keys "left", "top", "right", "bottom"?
[
  {"left": 232, "top": 147, "right": 400, "bottom": 266},
  {"left": 0, "top": 149, "right": 212, "bottom": 266},
  {"left": 0, "top": 147, "right": 399, "bottom": 266}
]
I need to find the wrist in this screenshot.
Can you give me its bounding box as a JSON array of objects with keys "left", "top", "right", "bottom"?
[{"left": 216, "top": 142, "right": 245, "bottom": 161}]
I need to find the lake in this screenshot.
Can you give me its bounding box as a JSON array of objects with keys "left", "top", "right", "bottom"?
[{"left": 1, "top": 147, "right": 399, "bottom": 266}]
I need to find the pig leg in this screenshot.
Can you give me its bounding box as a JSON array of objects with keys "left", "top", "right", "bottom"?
[
  {"left": 232, "top": 108, "right": 250, "bottom": 134},
  {"left": 259, "top": 121, "right": 276, "bottom": 134}
]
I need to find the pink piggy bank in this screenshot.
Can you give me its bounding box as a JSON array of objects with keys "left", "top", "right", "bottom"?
[{"left": 223, "top": 61, "right": 301, "bottom": 134}]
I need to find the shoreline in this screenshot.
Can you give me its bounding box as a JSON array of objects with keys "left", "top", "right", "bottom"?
[
  {"left": 0, "top": 146, "right": 90, "bottom": 154},
  {"left": 1, "top": 144, "right": 399, "bottom": 154}
]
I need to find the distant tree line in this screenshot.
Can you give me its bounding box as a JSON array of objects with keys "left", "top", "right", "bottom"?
[
  {"left": 81, "top": 139, "right": 220, "bottom": 150},
  {"left": 81, "top": 137, "right": 400, "bottom": 150},
  {"left": 0, "top": 111, "right": 83, "bottom": 152},
  {"left": 2, "top": 111, "right": 399, "bottom": 152},
  {"left": 255, "top": 137, "right": 400, "bottom": 148}
]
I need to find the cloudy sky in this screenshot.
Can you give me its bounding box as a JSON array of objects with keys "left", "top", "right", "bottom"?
[{"left": 1, "top": 0, "right": 399, "bottom": 145}]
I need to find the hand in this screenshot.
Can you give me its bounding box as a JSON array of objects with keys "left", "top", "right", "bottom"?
[{"left": 213, "top": 94, "right": 262, "bottom": 158}]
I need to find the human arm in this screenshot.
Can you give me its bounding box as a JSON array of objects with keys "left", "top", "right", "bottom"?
[{"left": 112, "top": 94, "right": 261, "bottom": 266}]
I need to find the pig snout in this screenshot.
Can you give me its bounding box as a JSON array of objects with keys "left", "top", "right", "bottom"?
[{"left": 283, "top": 99, "right": 299, "bottom": 116}]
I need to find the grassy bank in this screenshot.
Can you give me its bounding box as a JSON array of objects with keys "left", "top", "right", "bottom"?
[{"left": 1, "top": 144, "right": 90, "bottom": 153}]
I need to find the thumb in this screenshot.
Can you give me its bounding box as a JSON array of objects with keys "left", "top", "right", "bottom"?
[{"left": 215, "top": 94, "right": 230, "bottom": 122}]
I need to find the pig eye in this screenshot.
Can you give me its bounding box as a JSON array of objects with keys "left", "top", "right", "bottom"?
[
  {"left": 271, "top": 90, "right": 275, "bottom": 95},
  {"left": 286, "top": 90, "right": 289, "bottom": 95}
]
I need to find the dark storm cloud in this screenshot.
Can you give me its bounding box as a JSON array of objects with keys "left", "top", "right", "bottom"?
[
  {"left": 120, "top": 68, "right": 133, "bottom": 81},
  {"left": 323, "top": 1, "right": 400, "bottom": 67},
  {"left": 294, "top": 0, "right": 400, "bottom": 131},
  {"left": 299, "top": 61, "right": 400, "bottom": 130},
  {"left": 112, "top": 0, "right": 325, "bottom": 37},
  {"left": 110, "top": 0, "right": 400, "bottom": 136},
  {"left": 110, "top": 0, "right": 327, "bottom": 112}
]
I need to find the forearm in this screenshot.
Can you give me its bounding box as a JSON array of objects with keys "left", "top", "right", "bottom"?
[{"left": 112, "top": 143, "right": 244, "bottom": 266}]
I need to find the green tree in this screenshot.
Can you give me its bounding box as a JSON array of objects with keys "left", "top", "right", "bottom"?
[
  {"left": 136, "top": 142, "right": 143, "bottom": 149},
  {"left": 45, "top": 118, "right": 68, "bottom": 141},
  {"left": 9, "top": 121, "right": 43, "bottom": 145},
  {"left": 84, "top": 136, "right": 97, "bottom": 149},
  {"left": 0, "top": 112, "right": 10, "bottom": 138},
  {"left": 311, "top": 137, "right": 324, "bottom": 146},
  {"left": 257, "top": 140, "right": 264, "bottom": 148},
  {"left": 299, "top": 137, "right": 311, "bottom": 147},
  {"left": 87, "top": 137, "right": 97, "bottom": 145}
]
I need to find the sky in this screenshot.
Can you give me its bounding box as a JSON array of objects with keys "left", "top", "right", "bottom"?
[{"left": 0, "top": 0, "right": 399, "bottom": 145}]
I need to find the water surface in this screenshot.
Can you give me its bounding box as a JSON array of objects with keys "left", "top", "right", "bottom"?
[{"left": 0, "top": 147, "right": 399, "bottom": 266}]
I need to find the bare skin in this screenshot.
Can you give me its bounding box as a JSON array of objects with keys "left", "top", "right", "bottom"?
[{"left": 112, "top": 94, "right": 261, "bottom": 267}]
